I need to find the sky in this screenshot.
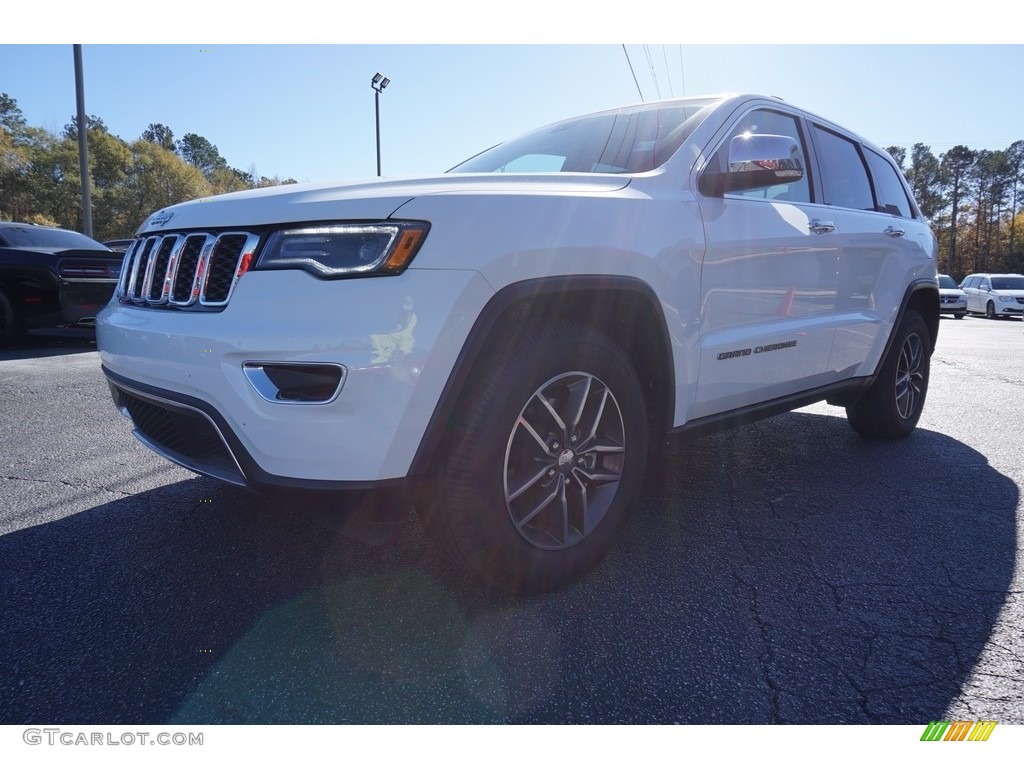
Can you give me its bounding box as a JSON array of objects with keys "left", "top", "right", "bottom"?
[{"left": 2, "top": 5, "right": 1022, "bottom": 187}]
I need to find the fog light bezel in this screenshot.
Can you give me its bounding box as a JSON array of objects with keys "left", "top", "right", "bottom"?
[{"left": 242, "top": 361, "right": 347, "bottom": 404}]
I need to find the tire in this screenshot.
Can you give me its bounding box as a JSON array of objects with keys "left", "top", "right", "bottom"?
[
  {"left": 986, "top": 301, "right": 996, "bottom": 319},
  {"left": 954, "top": 313, "right": 965, "bottom": 320},
  {"left": 0, "top": 289, "right": 26, "bottom": 348},
  {"left": 418, "top": 322, "right": 648, "bottom": 595},
  {"left": 846, "top": 309, "right": 930, "bottom": 439}
]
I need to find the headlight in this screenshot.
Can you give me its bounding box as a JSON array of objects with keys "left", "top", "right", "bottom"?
[
  {"left": 257, "top": 221, "right": 429, "bottom": 278},
  {"left": 998, "top": 295, "right": 1016, "bottom": 303}
]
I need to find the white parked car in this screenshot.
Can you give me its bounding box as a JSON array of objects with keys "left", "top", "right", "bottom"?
[
  {"left": 937, "top": 274, "right": 967, "bottom": 319},
  {"left": 97, "top": 94, "right": 939, "bottom": 593},
  {"left": 960, "top": 273, "right": 1024, "bottom": 319}
]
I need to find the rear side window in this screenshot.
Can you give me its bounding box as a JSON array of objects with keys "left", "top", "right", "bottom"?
[
  {"left": 812, "top": 125, "right": 874, "bottom": 211},
  {"left": 865, "top": 149, "right": 913, "bottom": 218}
]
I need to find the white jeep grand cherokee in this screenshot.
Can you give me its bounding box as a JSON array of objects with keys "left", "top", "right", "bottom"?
[{"left": 97, "top": 94, "right": 939, "bottom": 593}]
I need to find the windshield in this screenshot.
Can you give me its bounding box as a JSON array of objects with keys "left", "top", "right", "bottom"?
[
  {"left": 0, "top": 224, "right": 108, "bottom": 250},
  {"left": 449, "top": 98, "right": 721, "bottom": 175},
  {"left": 991, "top": 276, "right": 1024, "bottom": 290},
  {"left": 937, "top": 275, "right": 959, "bottom": 289}
]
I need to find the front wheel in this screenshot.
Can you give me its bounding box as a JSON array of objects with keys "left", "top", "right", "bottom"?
[
  {"left": 846, "top": 309, "right": 930, "bottom": 439},
  {"left": 418, "top": 322, "right": 648, "bottom": 594},
  {"left": 954, "top": 313, "right": 965, "bottom": 320},
  {"left": 986, "top": 301, "right": 996, "bottom": 319}
]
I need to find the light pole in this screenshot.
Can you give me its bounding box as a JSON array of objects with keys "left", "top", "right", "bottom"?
[
  {"left": 73, "top": 45, "right": 93, "bottom": 237},
  {"left": 371, "top": 73, "right": 390, "bottom": 177}
]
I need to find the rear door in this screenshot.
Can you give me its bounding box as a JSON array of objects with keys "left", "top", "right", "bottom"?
[{"left": 808, "top": 124, "right": 935, "bottom": 376}]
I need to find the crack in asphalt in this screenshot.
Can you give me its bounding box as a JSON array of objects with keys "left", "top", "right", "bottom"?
[
  {"left": 0, "top": 473, "right": 133, "bottom": 499},
  {"left": 720, "top": 434, "right": 781, "bottom": 723}
]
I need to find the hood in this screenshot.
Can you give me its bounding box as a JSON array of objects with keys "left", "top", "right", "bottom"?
[
  {"left": 0, "top": 246, "right": 118, "bottom": 260},
  {"left": 136, "top": 173, "right": 632, "bottom": 235}
]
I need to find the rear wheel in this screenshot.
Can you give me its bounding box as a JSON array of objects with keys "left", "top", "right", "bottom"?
[
  {"left": 846, "top": 309, "right": 930, "bottom": 439},
  {"left": 418, "top": 322, "right": 648, "bottom": 594}
]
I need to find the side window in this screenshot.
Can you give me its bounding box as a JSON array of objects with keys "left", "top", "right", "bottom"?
[
  {"left": 980, "top": 279, "right": 990, "bottom": 291},
  {"left": 708, "top": 108, "right": 811, "bottom": 203},
  {"left": 865, "top": 149, "right": 913, "bottom": 218},
  {"left": 812, "top": 125, "right": 874, "bottom": 211}
]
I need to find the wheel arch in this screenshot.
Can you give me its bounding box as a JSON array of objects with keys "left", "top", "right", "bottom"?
[
  {"left": 828, "top": 278, "right": 938, "bottom": 409},
  {"left": 407, "top": 275, "right": 675, "bottom": 479},
  {"left": 871, "top": 279, "right": 938, "bottom": 374}
]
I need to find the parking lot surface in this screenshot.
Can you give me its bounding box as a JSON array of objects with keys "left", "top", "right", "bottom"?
[{"left": 1, "top": 317, "right": 1022, "bottom": 724}]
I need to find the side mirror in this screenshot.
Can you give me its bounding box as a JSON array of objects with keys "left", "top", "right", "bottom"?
[{"left": 699, "top": 133, "right": 805, "bottom": 197}]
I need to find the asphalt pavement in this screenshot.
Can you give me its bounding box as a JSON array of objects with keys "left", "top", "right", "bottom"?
[{"left": 1, "top": 317, "right": 1021, "bottom": 724}]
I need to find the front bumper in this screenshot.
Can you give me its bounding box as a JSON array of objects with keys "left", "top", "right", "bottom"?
[
  {"left": 97, "top": 267, "right": 492, "bottom": 485},
  {"left": 22, "top": 280, "right": 117, "bottom": 329},
  {"left": 938, "top": 297, "right": 966, "bottom": 315},
  {"left": 107, "top": 371, "right": 249, "bottom": 486},
  {"left": 993, "top": 303, "right": 1023, "bottom": 316}
]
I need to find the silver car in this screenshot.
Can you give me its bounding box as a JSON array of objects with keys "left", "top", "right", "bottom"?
[{"left": 937, "top": 274, "right": 966, "bottom": 319}]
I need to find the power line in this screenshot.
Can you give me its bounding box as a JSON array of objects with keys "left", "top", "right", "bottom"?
[
  {"left": 661, "top": 45, "right": 674, "bottom": 97},
  {"left": 643, "top": 45, "right": 661, "bottom": 100},
  {"left": 621, "top": 45, "right": 644, "bottom": 102},
  {"left": 678, "top": 45, "right": 686, "bottom": 98}
]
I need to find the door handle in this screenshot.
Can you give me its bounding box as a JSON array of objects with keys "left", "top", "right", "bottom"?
[
  {"left": 884, "top": 225, "right": 906, "bottom": 238},
  {"left": 808, "top": 219, "right": 835, "bottom": 234}
]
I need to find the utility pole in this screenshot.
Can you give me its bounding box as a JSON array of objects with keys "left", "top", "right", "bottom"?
[{"left": 73, "top": 45, "right": 93, "bottom": 237}]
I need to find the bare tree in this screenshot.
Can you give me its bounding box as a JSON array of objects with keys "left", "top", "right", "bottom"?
[{"left": 940, "top": 146, "right": 975, "bottom": 278}]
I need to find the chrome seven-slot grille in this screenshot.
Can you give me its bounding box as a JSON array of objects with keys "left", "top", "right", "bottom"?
[{"left": 117, "top": 231, "right": 262, "bottom": 308}]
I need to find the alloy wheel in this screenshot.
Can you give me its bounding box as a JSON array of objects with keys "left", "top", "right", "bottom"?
[
  {"left": 894, "top": 332, "right": 924, "bottom": 421},
  {"left": 503, "top": 371, "right": 626, "bottom": 550}
]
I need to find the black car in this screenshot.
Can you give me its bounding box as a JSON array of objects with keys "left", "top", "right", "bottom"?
[
  {"left": 103, "top": 239, "right": 135, "bottom": 253},
  {"left": 0, "top": 222, "right": 123, "bottom": 346}
]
